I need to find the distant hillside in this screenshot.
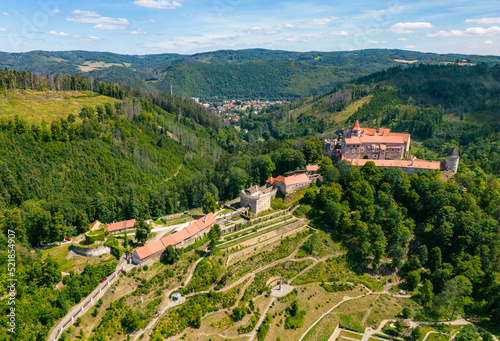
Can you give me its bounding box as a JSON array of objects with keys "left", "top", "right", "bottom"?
[
  {"left": 240, "top": 63, "right": 500, "bottom": 174},
  {"left": 1, "top": 49, "right": 499, "bottom": 100},
  {"left": 0, "top": 69, "right": 248, "bottom": 249}
]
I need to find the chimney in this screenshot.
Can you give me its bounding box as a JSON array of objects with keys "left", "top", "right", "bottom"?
[
  {"left": 410, "top": 157, "right": 416, "bottom": 166},
  {"left": 204, "top": 217, "right": 207, "bottom": 224}
]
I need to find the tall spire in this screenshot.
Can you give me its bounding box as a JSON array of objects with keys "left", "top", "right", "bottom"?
[
  {"left": 353, "top": 120, "right": 360, "bottom": 130},
  {"left": 448, "top": 147, "right": 459, "bottom": 158}
]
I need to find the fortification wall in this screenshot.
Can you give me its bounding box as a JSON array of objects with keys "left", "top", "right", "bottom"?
[{"left": 71, "top": 245, "right": 111, "bottom": 257}]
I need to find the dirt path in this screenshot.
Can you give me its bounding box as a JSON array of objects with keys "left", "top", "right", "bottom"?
[
  {"left": 247, "top": 297, "right": 275, "bottom": 341},
  {"left": 164, "top": 164, "right": 182, "bottom": 182},
  {"left": 422, "top": 331, "right": 440, "bottom": 341},
  {"left": 133, "top": 251, "right": 209, "bottom": 341}
]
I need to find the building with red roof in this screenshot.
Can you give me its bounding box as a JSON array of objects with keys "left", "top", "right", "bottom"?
[
  {"left": 105, "top": 219, "right": 136, "bottom": 234},
  {"left": 131, "top": 213, "right": 216, "bottom": 265},
  {"left": 340, "top": 120, "right": 411, "bottom": 160},
  {"left": 268, "top": 173, "right": 311, "bottom": 196}
]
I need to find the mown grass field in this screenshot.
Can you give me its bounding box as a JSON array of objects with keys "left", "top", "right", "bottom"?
[{"left": 0, "top": 89, "right": 120, "bottom": 124}]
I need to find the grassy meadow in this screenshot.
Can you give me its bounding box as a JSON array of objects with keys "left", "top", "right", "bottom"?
[{"left": 0, "top": 89, "right": 120, "bottom": 124}]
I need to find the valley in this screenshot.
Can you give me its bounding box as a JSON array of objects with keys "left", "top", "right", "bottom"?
[{"left": 0, "top": 53, "right": 498, "bottom": 341}]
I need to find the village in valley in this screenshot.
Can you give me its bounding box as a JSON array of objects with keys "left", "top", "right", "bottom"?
[{"left": 43, "top": 120, "right": 486, "bottom": 341}]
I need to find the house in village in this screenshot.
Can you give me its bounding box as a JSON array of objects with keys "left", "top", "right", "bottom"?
[{"left": 131, "top": 213, "right": 216, "bottom": 265}]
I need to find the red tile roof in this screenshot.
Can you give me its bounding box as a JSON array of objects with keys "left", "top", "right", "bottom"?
[
  {"left": 135, "top": 239, "right": 165, "bottom": 260},
  {"left": 274, "top": 173, "right": 311, "bottom": 186},
  {"left": 266, "top": 175, "right": 285, "bottom": 185},
  {"left": 344, "top": 135, "right": 405, "bottom": 145},
  {"left": 106, "top": 219, "right": 136, "bottom": 233},
  {"left": 388, "top": 132, "right": 410, "bottom": 143},
  {"left": 160, "top": 234, "right": 176, "bottom": 247},
  {"left": 306, "top": 164, "right": 320, "bottom": 172},
  {"left": 133, "top": 213, "right": 216, "bottom": 261},
  {"left": 349, "top": 158, "right": 443, "bottom": 170},
  {"left": 353, "top": 120, "right": 360, "bottom": 130}
]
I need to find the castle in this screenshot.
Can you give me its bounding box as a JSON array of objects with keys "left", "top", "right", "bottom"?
[
  {"left": 240, "top": 185, "right": 276, "bottom": 215},
  {"left": 324, "top": 120, "right": 459, "bottom": 175}
]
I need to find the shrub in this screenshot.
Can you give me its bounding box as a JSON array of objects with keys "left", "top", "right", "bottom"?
[{"left": 85, "top": 229, "right": 106, "bottom": 244}]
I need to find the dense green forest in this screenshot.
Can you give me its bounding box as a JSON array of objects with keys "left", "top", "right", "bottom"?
[
  {"left": 238, "top": 64, "right": 500, "bottom": 175},
  {"left": 1, "top": 61, "right": 500, "bottom": 340},
  {"left": 305, "top": 158, "right": 500, "bottom": 330},
  {"left": 2, "top": 49, "right": 500, "bottom": 100}
]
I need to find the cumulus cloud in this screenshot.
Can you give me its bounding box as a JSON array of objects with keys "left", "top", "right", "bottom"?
[
  {"left": 0, "top": 28, "right": 7, "bottom": 31},
  {"left": 47, "top": 31, "right": 70, "bottom": 36},
  {"left": 466, "top": 17, "right": 500, "bottom": 24},
  {"left": 325, "top": 30, "right": 350, "bottom": 37},
  {"left": 389, "top": 22, "right": 433, "bottom": 34},
  {"left": 275, "top": 23, "right": 297, "bottom": 29},
  {"left": 148, "top": 19, "right": 157, "bottom": 23},
  {"left": 66, "top": 10, "right": 129, "bottom": 30},
  {"left": 305, "top": 16, "right": 338, "bottom": 25},
  {"left": 131, "top": 28, "right": 148, "bottom": 35},
  {"left": 405, "top": 45, "right": 416, "bottom": 49},
  {"left": 484, "top": 39, "right": 494, "bottom": 44},
  {"left": 398, "top": 37, "right": 408, "bottom": 41},
  {"left": 73, "top": 35, "right": 100, "bottom": 41},
  {"left": 50, "top": 9, "right": 60, "bottom": 14},
  {"left": 427, "top": 26, "right": 500, "bottom": 37},
  {"left": 1, "top": 11, "right": 10, "bottom": 16},
  {"left": 134, "top": 0, "right": 182, "bottom": 9},
  {"left": 248, "top": 26, "right": 278, "bottom": 34}
]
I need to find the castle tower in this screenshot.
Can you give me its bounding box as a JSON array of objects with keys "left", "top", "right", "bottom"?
[
  {"left": 445, "top": 147, "right": 460, "bottom": 173},
  {"left": 352, "top": 120, "right": 361, "bottom": 137}
]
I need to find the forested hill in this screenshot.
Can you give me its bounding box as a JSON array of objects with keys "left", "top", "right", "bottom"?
[
  {"left": 246, "top": 63, "right": 500, "bottom": 174},
  {"left": 0, "top": 69, "right": 248, "bottom": 247},
  {"left": 1, "top": 49, "right": 500, "bottom": 99}
]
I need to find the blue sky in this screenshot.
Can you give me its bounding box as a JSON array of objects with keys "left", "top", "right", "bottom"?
[{"left": 0, "top": 0, "right": 498, "bottom": 55}]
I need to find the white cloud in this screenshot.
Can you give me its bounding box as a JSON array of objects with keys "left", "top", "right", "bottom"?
[
  {"left": 148, "top": 19, "right": 157, "bottom": 23},
  {"left": 367, "top": 39, "right": 379, "bottom": 44},
  {"left": 67, "top": 10, "right": 129, "bottom": 30},
  {"left": 389, "top": 22, "right": 433, "bottom": 34},
  {"left": 484, "top": 39, "right": 494, "bottom": 44},
  {"left": 47, "top": 30, "right": 70, "bottom": 37},
  {"left": 427, "top": 26, "right": 500, "bottom": 37},
  {"left": 398, "top": 37, "right": 408, "bottom": 41},
  {"left": 0, "top": 28, "right": 7, "bottom": 32},
  {"left": 466, "top": 17, "right": 500, "bottom": 24},
  {"left": 248, "top": 26, "right": 278, "bottom": 35},
  {"left": 134, "top": 0, "right": 182, "bottom": 9},
  {"left": 365, "top": 9, "right": 386, "bottom": 14},
  {"left": 73, "top": 35, "right": 100, "bottom": 41},
  {"left": 405, "top": 45, "right": 416, "bottom": 49},
  {"left": 305, "top": 16, "right": 338, "bottom": 25},
  {"left": 275, "top": 23, "right": 297, "bottom": 29},
  {"left": 131, "top": 28, "right": 148, "bottom": 35},
  {"left": 326, "top": 30, "right": 350, "bottom": 37},
  {"left": 1, "top": 11, "right": 10, "bottom": 16},
  {"left": 50, "top": 9, "right": 60, "bottom": 14}
]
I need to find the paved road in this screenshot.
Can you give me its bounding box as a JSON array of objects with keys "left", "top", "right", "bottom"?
[{"left": 47, "top": 260, "right": 129, "bottom": 341}]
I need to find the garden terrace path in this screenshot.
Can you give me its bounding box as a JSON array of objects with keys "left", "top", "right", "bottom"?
[
  {"left": 247, "top": 296, "right": 275, "bottom": 341},
  {"left": 133, "top": 251, "right": 209, "bottom": 341}
]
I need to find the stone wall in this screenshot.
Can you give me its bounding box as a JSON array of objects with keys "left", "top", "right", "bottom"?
[{"left": 71, "top": 245, "right": 111, "bottom": 257}]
